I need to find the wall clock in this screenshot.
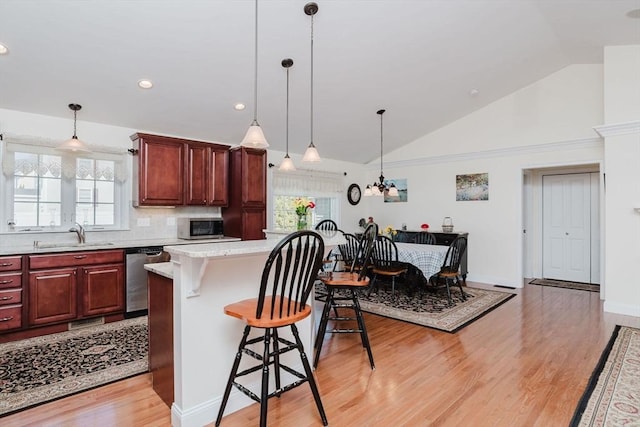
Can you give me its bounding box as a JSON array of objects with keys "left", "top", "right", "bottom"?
[{"left": 347, "top": 183, "right": 361, "bottom": 206}]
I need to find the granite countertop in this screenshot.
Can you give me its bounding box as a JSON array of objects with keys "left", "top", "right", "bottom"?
[
  {"left": 144, "top": 261, "right": 173, "bottom": 279},
  {"left": 165, "top": 232, "right": 346, "bottom": 259},
  {"left": 0, "top": 236, "right": 241, "bottom": 256}
]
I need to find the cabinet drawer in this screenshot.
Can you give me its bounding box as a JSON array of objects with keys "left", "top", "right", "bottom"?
[
  {"left": 0, "top": 272, "right": 22, "bottom": 290},
  {"left": 0, "top": 256, "right": 22, "bottom": 272},
  {"left": 0, "top": 289, "right": 21, "bottom": 306},
  {"left": 0, "top": 305, "right": 22, "bottom": 331},
  {"left": 29, "top": 249, "right": 124, "bottom": 269}
]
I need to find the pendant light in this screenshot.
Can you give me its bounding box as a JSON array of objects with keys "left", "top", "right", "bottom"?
[
  {"left": 57, "top": 103, "right": 90, "bottom": 153},
  {"left": 279, "top": 58, "right": 296, "bottom": 171},
  {"left": 302, "top": 2, "right": 321, "bottom": 162},
  {"left": 240, "top": 0, "right": 269, "bottom": 149},
  {"left": 364, "top": 109, "right": 398, "bottom": 197}
]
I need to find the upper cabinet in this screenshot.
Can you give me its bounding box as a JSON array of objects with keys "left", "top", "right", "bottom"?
[
  {"left": 222, "top": 147, "right": 266, "bottom": 240},
  {"left": 130, "top": 133, "right": 229, "bottom": 207}
]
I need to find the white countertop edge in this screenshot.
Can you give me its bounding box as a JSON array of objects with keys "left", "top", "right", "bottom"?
[{"left": 145, "top": 262, "right": 173, "bottom": 279}]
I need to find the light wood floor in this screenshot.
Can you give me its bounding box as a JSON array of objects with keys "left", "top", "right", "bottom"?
[{"left": 3, "top": 282, "right": 639, "bottom": 427}]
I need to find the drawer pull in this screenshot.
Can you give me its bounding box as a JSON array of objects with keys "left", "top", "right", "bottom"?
[
  {"left": 74, "top": 255, "right": 87, "bottom": 259},
  {"left": 0, "top": 262, "right": 13, "bottom": 267},
  {"left": 0, "top": 316, "right": 14, "bottom": 322},
  {"left": 0, "top": 296, "right": 13, "bottom": 301},
  {"left": 0, "top": 280, "right": 13, "bottom": 284}
]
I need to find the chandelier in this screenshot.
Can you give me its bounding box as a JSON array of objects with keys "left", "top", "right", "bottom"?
[{"left": 364, "top": 109, "right": 398, "bottom": 197}]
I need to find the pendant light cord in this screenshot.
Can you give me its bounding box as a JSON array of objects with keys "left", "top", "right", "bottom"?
[
  {"left": 380, "top": 111, "right": 383, "bottom": 177},
  {"left": 310, "top": 12, "right": 314, "bottom": 145},
  {"left": 73, "top": 109, "right": 78, "bottom": 138},
  {"left": 253, "top": 0, "right": 259, "bottom": 123},
  {"left": 286, "top": 64, "right": 290, "bottom": 154}
]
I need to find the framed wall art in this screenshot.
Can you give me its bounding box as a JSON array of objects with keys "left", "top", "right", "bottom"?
[{"left": 456, "top": 173, "right": 489, "bottom": 201}]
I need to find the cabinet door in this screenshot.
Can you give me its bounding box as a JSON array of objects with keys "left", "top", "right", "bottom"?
[
  {"left": 82, "top": 264, "right": 125, "bottom": 317},
  {"left": 208, "top": 147, "right": 229, "bottom": 206},
  {"left": 241, "top": 148, "right": 266, "bottom": 206},
  {"left": 138, "top": 136, "right": 185, "bottom": 206},
  {"left": 28, "top": 268, "right": 78, "bottom": 326},
  {"left": 186, "top": 143, "right": 208, "bottom": 205},
  {"left": 242, "top": 209, "right": 266, "bottom": 241}
]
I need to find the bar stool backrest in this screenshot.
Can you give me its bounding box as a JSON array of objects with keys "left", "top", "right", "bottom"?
[{"left": 351, "top": 223, "right": 378, "bottom": 280}]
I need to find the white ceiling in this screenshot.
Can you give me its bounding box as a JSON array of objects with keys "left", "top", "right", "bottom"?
[{"left": 1, "top": 0, "right": 639, "bottom": 164}]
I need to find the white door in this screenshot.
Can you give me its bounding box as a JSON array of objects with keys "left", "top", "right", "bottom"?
[{"left": 542, "top": 174, "right": 591, "bottom": 282}]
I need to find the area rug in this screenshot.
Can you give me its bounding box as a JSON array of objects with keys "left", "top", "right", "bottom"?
[
  {"left": 315, "top": 283, "right": 515, "bottom": 333},
  {"left": 570, "top": 325, "right": 640, "bottom": 427},
  {"left": 0, "top": 316, "right": 148, "bottom": 417},
  {"left": 529, "top": 278, "right": 600, "bottom": 292}
]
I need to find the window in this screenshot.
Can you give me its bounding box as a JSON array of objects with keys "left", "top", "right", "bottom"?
[
  {"left": 271, "top": 169, "right": 343, "bottom": 230},
  {"left": 1, "top": 136, "right": 127, "bottom": 232}
]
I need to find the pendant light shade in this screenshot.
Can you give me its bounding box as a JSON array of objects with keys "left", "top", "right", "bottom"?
[
  {"left": 302, "top": 2, "right": 320, "bottom": 162},
  {"left": 57, "top": 104, "right": 90, "bottom": 153},
  {"left": 241, "top": 0, "right": 269, "bottom": 149},
  {"left": 364, "top": 109, "right": 398, "bottom": 197},
  {"left": 279, "top": 58, "right": 296, "bottom": 172}
]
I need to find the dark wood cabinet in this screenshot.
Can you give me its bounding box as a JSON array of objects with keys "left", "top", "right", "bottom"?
[
  {"left": 82, "top": 264, "right": 125, "bottom": 317},
  {"left": 148, "top": 271, "right": 174, "bottom": 407},
  {"left": 131, "top": 133, "right": 185, "bottom": 206},
  {"left": 394, "top": 230, "right": 469, "bottom": 281},
  {"left": 131, "top": 133, "right": 230, "bottom": 207},
  {"left": 186, "top": 142, "right": 230, "bottom": 206},
  {"left": 222, "top": 147, "right": 266, "bottom": 240},
  {"left": 0, "top": 256, "right": 24, "bottom": 331},
  {"left": 28, "top": 268, "right": 78, "bottom": 325},
  {"left": 27, "top": 250, "right": 125, "bottom": 326}
]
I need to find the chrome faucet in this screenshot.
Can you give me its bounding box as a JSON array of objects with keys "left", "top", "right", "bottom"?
[{"left": 69, "top": 222, "right": 86, "bottom": 244}]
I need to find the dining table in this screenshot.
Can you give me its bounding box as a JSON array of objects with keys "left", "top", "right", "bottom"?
[{"left": 394, "top": 242, "right": 448, "bottom": 280}]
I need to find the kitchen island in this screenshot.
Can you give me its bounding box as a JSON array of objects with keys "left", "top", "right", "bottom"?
[{"left": 155, "top": 232, "right": 343, "bottom": 427}]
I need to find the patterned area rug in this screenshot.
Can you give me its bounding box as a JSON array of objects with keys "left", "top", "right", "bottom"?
[
  {"left": 570, "top": 325, "right": 640, "bottom": 426},
  {"left": 315, "top": 283, "right": 515, "bottom": 333},
  {"left": 0, "top": 316, "right": 148, "bottom": 416},
  {"left": 529, "top": 278, "right": 600, "bottom": 292}
]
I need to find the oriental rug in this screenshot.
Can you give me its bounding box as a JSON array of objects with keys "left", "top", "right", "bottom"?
[
  {"left": 529, "top": 278, "right": 600, "bottom": 293},
  {"left": 315, "top": 283, "right": 515, "bottom": 333},
  {"left": 570, "top": 325, "right": 640, "bottom": 427},
  {"left": 0, "top": 316, "right": 148, "bottom": 417}
]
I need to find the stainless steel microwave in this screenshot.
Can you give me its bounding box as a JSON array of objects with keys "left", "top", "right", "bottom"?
[{"left": 177, "top": 217, "right": 224, "bottom": 239}]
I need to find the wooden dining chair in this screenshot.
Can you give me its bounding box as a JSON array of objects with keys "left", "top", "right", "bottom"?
[
  {"left": 337, "top": 232, "right": 360, "bottom": 272},
  {"left": 314, "top": 223, "right": 378, "bottom": 369},
  {"left": 413, "top": 231, "right": 436, "bottom": 245},
  {"left": 428, "top": 236, "right": 468, "bottom": 306},
  {"left": 369, "top": 235, "right": 408, "bottom": 296},
  {"left": 215, "top": 231, "right": 328, "bottom": 427}
]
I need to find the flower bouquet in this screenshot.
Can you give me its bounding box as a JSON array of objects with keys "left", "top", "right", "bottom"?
[{"left": 293, "top": 197, "right": 315, "bottom": 230}]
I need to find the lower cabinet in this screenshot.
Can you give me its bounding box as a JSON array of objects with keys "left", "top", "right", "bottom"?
[
  {"left": 148, "top": 271, "right": 174, "bottom": 407},
  {"left": 28, "top": 250, "right": 125, "bottom": 327}
]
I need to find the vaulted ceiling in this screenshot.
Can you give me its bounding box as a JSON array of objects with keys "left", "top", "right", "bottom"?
[{"left": 1, "top": 0, "right": 639, "bottom": 164}]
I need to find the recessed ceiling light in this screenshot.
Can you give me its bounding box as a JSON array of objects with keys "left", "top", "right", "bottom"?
[
  {"left": 469, "top": 88, "right": 480, "bottom": 97},
  {"left": 137, "top": 79, "right": 153, "bottom": 89},
  {"left": 0, "top": 43, "right": 8, "bottom": 55},
  {"left": 626, "top": 8, "right": 640, "bottom": 19},
  {"left": 234, "top": 103, "right": 246, "bottom": 111}
]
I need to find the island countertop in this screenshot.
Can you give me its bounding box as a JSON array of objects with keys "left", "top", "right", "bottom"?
[{"left": 164, "top": 230, "right": 345, "bottom": 259}]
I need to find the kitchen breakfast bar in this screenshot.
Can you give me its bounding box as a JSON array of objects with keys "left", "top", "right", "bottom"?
[{"left": 146, "top": 232, "right": 343, "bottom": 427}]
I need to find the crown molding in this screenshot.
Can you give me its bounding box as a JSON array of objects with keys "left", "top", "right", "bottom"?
[
  {"left": 593, "top": 120, "right": 640, "bottom": 138},
  {"left": 369, "top": 137, "right": 603, "bottom": 170}
]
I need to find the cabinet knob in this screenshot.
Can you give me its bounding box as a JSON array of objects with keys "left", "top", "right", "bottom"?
[
  {"left": 0, "top": 280, "right": 13, "bottom": 284},
  {"left": 74, "top": 255, "right": 87, "bottom": 259},
  {"left": 0, "top": 296, "right": 13, "bottom": 301},
  {"left": 0, "top": 316, "right": 14, "bottom": 322},
  {"left": 0, "top": 262, "right": 13, "bottom": 267}
]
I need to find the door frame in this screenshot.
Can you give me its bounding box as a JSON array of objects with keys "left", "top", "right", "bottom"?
[{"left": 520, "top": 161, "right": 604, "bottom": 298}]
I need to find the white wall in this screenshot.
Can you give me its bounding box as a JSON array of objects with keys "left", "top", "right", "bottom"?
[
  {"left": 601, "top": 45, "right": 640, "bottom": 317},
  {"left": 363, "top": 64, "right": 605, "bottom": 287}
]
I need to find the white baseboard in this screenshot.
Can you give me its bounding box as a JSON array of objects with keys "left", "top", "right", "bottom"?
[{"left": 603, "top": 300, "right": 640, "bottom": 318}]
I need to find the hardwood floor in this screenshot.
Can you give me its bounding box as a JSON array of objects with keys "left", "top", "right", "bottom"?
[{"left": 3, "top": 282, "right": 639, "bottom": 427}]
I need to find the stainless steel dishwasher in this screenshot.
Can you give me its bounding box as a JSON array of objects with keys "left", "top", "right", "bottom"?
[{"left": 125, "top": 246, "right": 168, "bottom": 315}]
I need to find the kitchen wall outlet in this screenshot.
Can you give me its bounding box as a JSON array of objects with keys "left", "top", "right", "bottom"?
[
  {"left": 166, "top": 216, "right": 176, "bottom": 226},
  {"left": 137, "top": 217, "right": 151, "bottom": 227}
]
